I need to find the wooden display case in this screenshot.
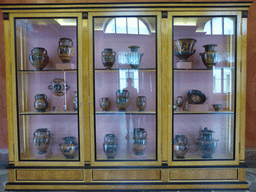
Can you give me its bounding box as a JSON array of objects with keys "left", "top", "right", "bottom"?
[{"left": 0, "top": 2, "right": 251, "bottom": 191}]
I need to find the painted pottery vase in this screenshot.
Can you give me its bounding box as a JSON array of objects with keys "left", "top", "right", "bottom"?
[
  {"left": 173, "top": 38, "right": 197, "bottom": 61},
  {"left": 126, "top": 46, "right": 144, "bottom": 69},
  {"left": 176, "top": 96, "right": 184, "bottom": 107},
  {"left": 99, "top": 97, "right": 110, "bottom": 111},
  {"left": 103, "top": 134, "right": 118, "bottom": 159},
  {"left": 116, "top": 90, "right": 129, "bottom": 111},
  {"left": 102, "top": 48, "right": 116, "bottom": 69},
  {"left": 136, "top": 96, "right": 146, "bottom": 111},
  {"left": 34, "top": 94, "right": 48, "bottom": 112},
  {"left": 57, "top": 38, "right": 74, "bottom": 63},
  {"left": 197, "top": 127, "right": 219, "bottom": 158},
  {"left": 33, "top": 128, "right": 50, "bottom": 154},
  {"left": 133, "top": 128, "right": 147, "bottom": 155},
  {"left": 199, "top": 44, "right": 219, "bottom": 69},
  {"left": 173, "top": 135, "right": 188, "bottom": 159},
  {"left": 59, "top": 136, "right": 78, "bottom": 159},
  {"left": 73, "top": 91, "right": 78, "bottom": 111},
  {"left": 29, "top": 47, "right": 49, "bottom": 70},
  {"left": 48, "top": 78, "right": 70, "bottom": 96}
]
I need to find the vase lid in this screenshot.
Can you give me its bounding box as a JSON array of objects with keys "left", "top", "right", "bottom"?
[
  {"left": 200, "top": 127, "right": 214, "bottom": 134},
  {"left": 203, "top": 44, "right": 217, "bottom": 47}
]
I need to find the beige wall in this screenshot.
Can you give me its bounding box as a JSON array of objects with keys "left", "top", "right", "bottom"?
[{"left": 0, "top": 0, "right": 255, "bottom": 149}]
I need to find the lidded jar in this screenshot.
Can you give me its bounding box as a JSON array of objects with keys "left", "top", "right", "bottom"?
[
  {"left": 173, "top": 135, "right": 188, "bottom": 159},
  {"left": 34, "top": 94, "right": 48, "bottom": 112},
  {"left": 102, "top": 48, "right": 116, "bottom": 69},
  {"left": 33, "top": 128, "right": 50, "bottom": 154},
  {"left": 57, "top": 38, "right": 74, "bottom": 63},
  {"left": 176, "top": 96, "right": 184, "bottom": 107},
  {"left": 29, "top": 47, "right": 49, "bottom": 70},
  {"left": 103, "top": 134, "right": 118, "bottom": 159},
  {"left": 197, "top": 127, "right": 219, "bottom": 158}
]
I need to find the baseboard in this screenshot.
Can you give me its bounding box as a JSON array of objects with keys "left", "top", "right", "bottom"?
[
  {"left": 0, "top": 149, "right": 8, "bottom": 167},
  {"left": 245, "top": 148, "right": 256, "bottom": 164}
]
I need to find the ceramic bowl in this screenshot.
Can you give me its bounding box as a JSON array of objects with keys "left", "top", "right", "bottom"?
[{"left": 212, "top": 104, "right": 222, "bottom": 111}]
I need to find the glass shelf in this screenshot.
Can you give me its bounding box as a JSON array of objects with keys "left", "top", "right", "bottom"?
[
  {"left": 19, "top": 111, "right": 78, "bottom": 115},
  {"left": 95, "top": 68, "right": 156, "bottom": 72},
  {"left": 174, "top": 110, "right": 234, "bottom": 114},
  {"left": 96, "top": 110, "right": 156, "bottom": 115},
  {"left": 18, "top": 69, "right": 77, "bottom": 73}
]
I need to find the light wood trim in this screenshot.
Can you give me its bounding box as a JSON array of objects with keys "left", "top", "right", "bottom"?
[
  {"left": 16, "top": 169, "right": 84, "bottom": 181},
  {"left": 235, "top": 12, "right": 243, "bottom": 164},
  {"left": 82, "top": 13, "right": 91, "bottom": 163},
  {"left": 167, "top": 11, "right": 173, "bottom": 167},
  {"left": 239, "top": 16, "right": 247, "bottom": 162},
  {"left": 4, "top": 17, "right": 14, "bottom": 163},
  {"left": 169, "top": 168, "right": 238, "bottom": 180},
  {"left": 92, "top": 169, "right": 161, "bottom": 181},
  {"left": 238, "top": 167, "right": 247, "bottom": 182},
  {"left": 7, "top": 169, "right": 15, "bottom": 183},
  {"left": 161, "top": 11, "right": 168, "bottom": 163}
]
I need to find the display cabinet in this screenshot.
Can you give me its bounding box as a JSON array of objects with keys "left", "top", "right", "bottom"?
[{"left": 0, "top": 2, "right": 251, "bottom": 191}]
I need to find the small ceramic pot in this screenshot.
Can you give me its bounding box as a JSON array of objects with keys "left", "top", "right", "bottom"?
[
  {"left": 173, "top": 135, "right": 188, "bottom": 159},
  {"left": 212, "top": 104, "right": 222, "bottom": 111},
  {"left": 100, "top": 97, "right": 110, "bottom": 111},
  {"left": 48, "top": 78, "right": 70, "bottom": 96},
  {"left": 102, "top": 48, "right": 116, "bottom": 69},
  {"left": 59, "top": 137, "right": 78, "bottom": 159},
  {"left": 199, "top": 44, "right": 219, "bottom": 69},
  {"left": 133, "top": 128, "right": 147, "bottom": 155},
  {"left": 57, "top": 38, "right": 74, "bottom": 63},
  {"left": 176, "top": 96, "right": 184, "bottom": 107},
  {"left": 34, "top": 94, "right": 48, "bottom": 112},
  {"left": 197, "top": 127, "right": 219, "bottom": 158},
  {"left": 116, "top": 90, "right": 129, "bottom": 111},
  {"left": 136, "top": 96, "right": 146, "bottom": 111},
  {"left": 29, "top": 47, "right": 49, "bottom": 70},
  {"left": 33, "top": 128, "right": 50, "bottom": 154},
  {"left": 173, "top": 38, "right": 197, "bottom": 61},
  {"left": 103, "top": 134, "right": 118, "bottom": 159},
  {"left": 73, "top": 91, "right": 78, "bottom": 111},
  {"left": 126, "top": 46, "right": 144, "bottom": 69}
]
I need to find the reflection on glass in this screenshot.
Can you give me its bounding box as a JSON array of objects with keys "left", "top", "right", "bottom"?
[
  {"left": 94, "top": 16, "right": 157, "bottom": 161},
  {"left": 173, "top": 16, "right": 236, "bottom": 161}
]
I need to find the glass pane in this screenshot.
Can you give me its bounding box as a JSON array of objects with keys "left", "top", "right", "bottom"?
[
  {"left": 105, "top": 18, "right": 115, "bottom": 33},
  {"left": 173, "top": 16, "right": 236, "bottom": 161},
  {"left": 15, "top": 18, "right": 79, "bottom": 161},
  {"left": 93, "top": 16, "right": 157, "bottom": 161},
  {"left": 127, "top": 17, "right": 138, "bottom": 34},
  {"left": 139, "top": 20, "right": 150, "bottom": 35},
  {"left": 116, "top": 17, "right": 127, "bottom": 34}
]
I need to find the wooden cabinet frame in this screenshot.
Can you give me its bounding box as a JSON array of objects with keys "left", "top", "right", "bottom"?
[{"left": 1, "top": 2, "right": 251, "bottom": 191}]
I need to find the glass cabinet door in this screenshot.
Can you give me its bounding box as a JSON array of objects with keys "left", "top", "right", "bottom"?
[
  {"left": 93, "top": 16, "right": 158, "bottom": 161},
  {"left": 172, "top": 16, "right": 237, "bottom": 161},
  {"left": 15, "top": 17, "right": 80, "bottom": 161}
]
